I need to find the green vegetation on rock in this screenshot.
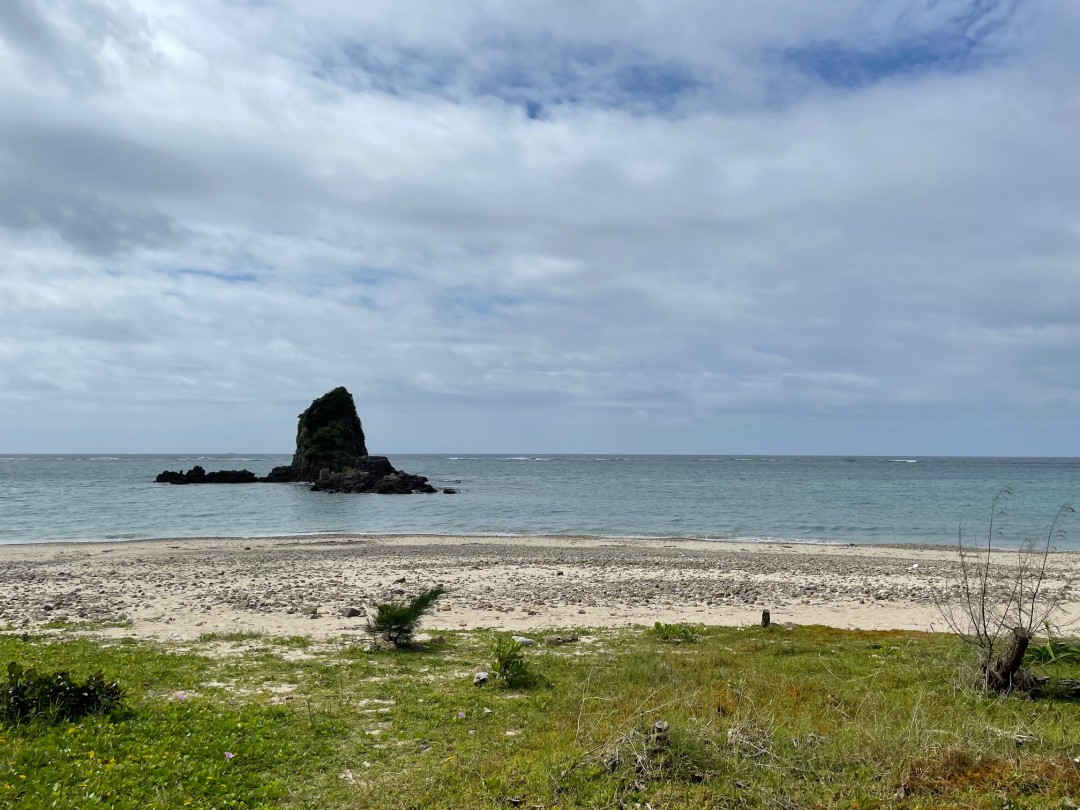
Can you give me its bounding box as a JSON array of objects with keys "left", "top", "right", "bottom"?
[{"left": 291, "top": 386, "right": 369, "bottom": 479}]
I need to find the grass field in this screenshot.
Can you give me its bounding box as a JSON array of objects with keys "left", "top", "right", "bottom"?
[{"left": 2, "top": 624, "right": 1079, "bottom": 809}]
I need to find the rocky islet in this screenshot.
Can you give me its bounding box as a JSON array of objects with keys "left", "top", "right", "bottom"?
[{"left": 155, "top": 387, "right": 438, "bottom": 494}]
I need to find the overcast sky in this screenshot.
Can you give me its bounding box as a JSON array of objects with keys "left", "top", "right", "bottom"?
[{"left": 1, "top": 0, "right": 1078, "bottom": 455}]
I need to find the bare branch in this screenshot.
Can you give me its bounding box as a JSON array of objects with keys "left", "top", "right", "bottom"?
[{"left": 934, "top": 488, "right": 1074, "bottom": 694}]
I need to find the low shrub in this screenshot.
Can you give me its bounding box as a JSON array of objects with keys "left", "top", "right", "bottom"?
[{"left": 1, "top": 661, "right": 123, "bottom": 725}]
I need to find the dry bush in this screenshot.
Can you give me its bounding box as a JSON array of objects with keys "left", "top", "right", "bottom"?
[{"left": 934, "top": 486, "right": 1077, "bottom": 693}]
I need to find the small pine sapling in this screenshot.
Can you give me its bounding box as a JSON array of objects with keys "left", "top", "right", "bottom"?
[{"left": 367, "top": 586, "right": 448, "bottom": 648}]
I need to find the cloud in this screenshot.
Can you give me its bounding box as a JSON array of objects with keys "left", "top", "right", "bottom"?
[
  {"left": 1, "top": 1, "right": 1079, "bottom": 453},
  {"left": 0, "top": 0, "right": 154, "bottom": 91}
]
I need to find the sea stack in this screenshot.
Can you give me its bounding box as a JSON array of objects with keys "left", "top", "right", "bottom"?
[
  {"left": 156, "top": 386, "right": 437, "bottom": 494},
  {"left": 267, "top": 387, "right": 436, "bottom": 494},
  {"left": 265, "top": 386, "right": 370, "bottom": 482}
]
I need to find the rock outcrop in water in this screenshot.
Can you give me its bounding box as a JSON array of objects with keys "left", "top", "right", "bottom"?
[
  {"left": 265, "top": 387, "right": 369, "bottom": 483},
  {"left": 155, "top": 387, "right": 437, "bottom": 494},
  {"left": 155, "top": 466, "right": 259, "bottom": 484}
]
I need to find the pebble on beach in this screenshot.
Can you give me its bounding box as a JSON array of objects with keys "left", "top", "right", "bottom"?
[{"left": 2, "top": 534, "right": 1077, "bottom": 640}]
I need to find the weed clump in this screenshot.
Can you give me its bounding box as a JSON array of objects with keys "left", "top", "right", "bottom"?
[
  {"left": 1026, "top": 622, "right": 1080, "bottom": 665},
  {"left": 491, "top": 635, "right": 530, "bottom": 687},
  {"left": 1, "top": 661, "right": 123, "bottom": 725},
  {"left": 367, "top": 586, "right": 447, "bottom": 648},
  {"left": 597, "top": 719, "right": 718, "bottom": 799},
  {"left": 650, "top": 622, "right": 698, "bottom": 643}
]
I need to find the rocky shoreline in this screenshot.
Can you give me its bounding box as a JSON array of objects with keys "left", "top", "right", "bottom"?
[{"left": 2, "top": 534, "right": 1078, "bottom": 639}]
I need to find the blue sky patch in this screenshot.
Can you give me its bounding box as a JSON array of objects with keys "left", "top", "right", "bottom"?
[
  {"left": 784, "top": 35, "right": 979, "bottom": 87},
  {"left": 316, "top": 34, "right": 704, "bottom": 116},
  {"left": 785, "top": 0, "right": 1019, "bottom": 88}
]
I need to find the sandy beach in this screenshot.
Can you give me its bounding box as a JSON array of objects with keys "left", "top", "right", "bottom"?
[{"left": 2, "top": 534, "right": 1078, "bottom": 640}]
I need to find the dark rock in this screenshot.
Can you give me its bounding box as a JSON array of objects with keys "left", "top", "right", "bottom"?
[
  {"left": 272, "top": 386, "right": 369, "bottom": 483},
  {"left": 343, "top": 606, "right": 365, "bottom": 618},
  {"left": 153, "top": 386, "right": 435, "bottom": 495},
  {"left": 545, "top": 635, "right": 579, "bottom": 646},
  {"left": 154, "top": 466, "right": 259, "bottom": 484},
  {"left": 263, "top": 465, "right": 296, "bottom": 483},
  {"left": 203, "top": 469, "right": 259, "bottom": 483},
  {"left": 285, "top": 403, "right": 432, "bottom": 493},
  {"left": 309, "top": 456, "right": 436, "bottom": 494},
  {"left": 443, "top": 488, "right": 458, "bottom": 494}
]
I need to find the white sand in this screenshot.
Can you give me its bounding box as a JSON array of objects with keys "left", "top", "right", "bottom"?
[{"left": 1, "top": 534, "right": 1077, "bottom": 640}]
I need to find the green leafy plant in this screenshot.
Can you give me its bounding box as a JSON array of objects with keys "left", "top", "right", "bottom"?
[
  {"left": 1, "top": 661, "right": 123, "bottom": 725},
  {"left": 650, "top": 622, "right": 698, "bottom": 643},
  {"left": 1026, "top": 621, "right": 1080, "bottom": 665},
  {"left": 491, "top": 635, "right": 530, "bottom": 687},
  {"left": 367, "top": 586, "right": 448, "bottom": 648}
]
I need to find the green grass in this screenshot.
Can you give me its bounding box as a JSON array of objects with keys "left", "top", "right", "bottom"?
[
  {"left": 269, "top": 636, "right": 313, "bottom": 649},
  {"left": 649, "top": 621, "right": 700, "bottom": 643},
  {"left": 2, "top": 627, "right": 1079, "bottom": 809},
  {"left": 197, "top": 630, "right": 267, "bottom": 643}
]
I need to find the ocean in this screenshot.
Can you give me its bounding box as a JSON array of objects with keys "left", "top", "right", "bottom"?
[{"left": 1, "top": 454, "right": 1078, "bottom": 548}]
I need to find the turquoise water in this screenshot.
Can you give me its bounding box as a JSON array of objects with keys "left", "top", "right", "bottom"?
[{"left": 1, "top": 455, "right": 1079, "bottom": 548}]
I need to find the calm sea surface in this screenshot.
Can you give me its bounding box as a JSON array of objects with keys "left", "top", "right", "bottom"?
[{"left": 1, "top": 455, "right": 1079, "bottom": 548}]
